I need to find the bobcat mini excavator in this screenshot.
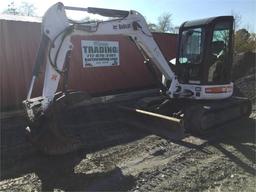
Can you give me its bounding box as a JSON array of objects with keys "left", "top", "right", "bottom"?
[{"left": 23, "top": 2, "right": 251, "bottom": 154}]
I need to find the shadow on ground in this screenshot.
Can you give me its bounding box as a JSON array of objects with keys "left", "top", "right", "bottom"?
[
  {"left": 0, "top": 106, "right": 142, "bottom": 191},
  {"left": 215, "top": 117, "right": 256, "bottom": 175},
  {"left": 1, "top": 146, "right": 135, "bottom": 191},
  {"left": 34, "top": 152, "right": 135, "bottom": 191},
  {"left": 180, "top": 117, "right": 256, "bottom": 176}
]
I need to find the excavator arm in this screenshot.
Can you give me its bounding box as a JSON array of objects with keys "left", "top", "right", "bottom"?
[
  {"left": 26, "top": 2, "right": 180, "bottom": 112},
  {"left": 23, "top": 2, "right": 184, "bottom": 154}
]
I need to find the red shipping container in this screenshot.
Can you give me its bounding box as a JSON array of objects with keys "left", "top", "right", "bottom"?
[{"left": 0, "top": 15, "right": 177, "bottom": 110}]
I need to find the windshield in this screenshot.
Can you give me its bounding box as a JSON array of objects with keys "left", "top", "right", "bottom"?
[{"left": 179, "top": 27, "right": 204, "bottom": 64}]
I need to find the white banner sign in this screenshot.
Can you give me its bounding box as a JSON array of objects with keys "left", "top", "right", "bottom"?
[{"left": 81, "top": 40, "right": 120, "bottom": 67}]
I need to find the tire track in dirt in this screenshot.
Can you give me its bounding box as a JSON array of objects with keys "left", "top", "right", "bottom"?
[{"left": 129, "top": 144, "right": 255, "bottom": 192}]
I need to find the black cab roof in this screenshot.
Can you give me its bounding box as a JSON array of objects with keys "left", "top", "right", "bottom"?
[{"left": 181, "top": 16, "right": 234, "bottom": 28}]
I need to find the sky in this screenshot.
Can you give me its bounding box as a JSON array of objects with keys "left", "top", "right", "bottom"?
[{"left": 1, "top": 0, "right": 256, "bottom": 32}]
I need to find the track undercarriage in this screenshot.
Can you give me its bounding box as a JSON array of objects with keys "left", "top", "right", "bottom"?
[{"left": 129, "top": 96, "right": 252, "bottom": 134}]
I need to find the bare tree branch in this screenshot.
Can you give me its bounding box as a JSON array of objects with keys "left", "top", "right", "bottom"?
[{"left": 2, "top": 1, "right": 36, "bottom": 16}]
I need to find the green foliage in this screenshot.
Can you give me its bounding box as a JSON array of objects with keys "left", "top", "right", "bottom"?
[{"left": 234, "top": 29, "right": 256, "bottom": 53}]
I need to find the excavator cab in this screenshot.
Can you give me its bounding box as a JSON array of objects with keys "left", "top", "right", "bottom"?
[
  {"left": 176, "top": 16, "right": 234, "bottom": 86},
  {"left": 159, "top": 16, "right": 250, "bottom": 133}
]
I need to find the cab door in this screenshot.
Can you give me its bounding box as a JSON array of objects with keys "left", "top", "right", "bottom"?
[{"left": 206, "top": 20, "right": 233, "bottom": 84}]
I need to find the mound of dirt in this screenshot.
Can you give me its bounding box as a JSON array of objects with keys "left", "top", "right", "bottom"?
[
  {"left": 232, "top": 51, "right": 256, "bottom": 81},
  {"left": 233, "top": 52, "right": 256, "bottom": 105}
]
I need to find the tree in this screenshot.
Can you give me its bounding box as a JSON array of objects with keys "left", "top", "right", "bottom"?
[
  {"left": 2, "top": 2, "right": 19, "bottom": 15},
  {"left": 18, "top": 2, "right": 36, "bottom": 16},
  {"left": 229, "top": 12, "right": 256, "bottom": 53},
  {"left": 147, "top": 12, "right": 174, "bottom": 33},
  {"left": 231, "top": 10, "right": 241, "bottom": 31},
  {"left": 235, "top": 28, "right": 256, "bottom": 53},
  {"left": 157, "top": 13, "right": 173, "bottom": 32},
  {"left": 148, "top": 23, "right": 158, "bottom": 32},
  {"left": 2, "top": 1, "right": 36, "bottom": 16}
]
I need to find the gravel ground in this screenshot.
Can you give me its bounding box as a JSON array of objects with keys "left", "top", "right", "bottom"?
[{"left": 0, "top": 103, "right": 255, "bottom": 192}]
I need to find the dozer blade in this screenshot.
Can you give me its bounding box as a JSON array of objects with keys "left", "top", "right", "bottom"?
[{"left": 119, "top": 106, "right": 185, "bottom": 140}]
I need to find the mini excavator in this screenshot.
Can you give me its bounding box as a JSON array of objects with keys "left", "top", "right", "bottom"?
[{"left": 23, "top": 2, "right": 251, "bottom": 154}]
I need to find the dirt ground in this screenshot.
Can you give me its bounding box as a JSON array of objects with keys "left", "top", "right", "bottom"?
[
  {"left": 1, "top": 55, "right": 256, "bottom": 191},
  {"left": 0, "top": 99, "right": 255, "bottom": 192}
]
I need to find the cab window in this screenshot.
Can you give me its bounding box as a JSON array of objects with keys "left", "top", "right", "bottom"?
[
  {"left": 179, "top": 28, "right": 204, "bottom": 65},
  {"left": 208, "top": 21, "right": 231, "bottom": 83}
]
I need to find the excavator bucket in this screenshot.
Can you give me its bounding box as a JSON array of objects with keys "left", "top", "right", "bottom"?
[
  {"left": 23, "top": 92, "right": 89, "bottom": 155},
  {"left": 25, "top": 109, "right": 82, "bottom": 155}
]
